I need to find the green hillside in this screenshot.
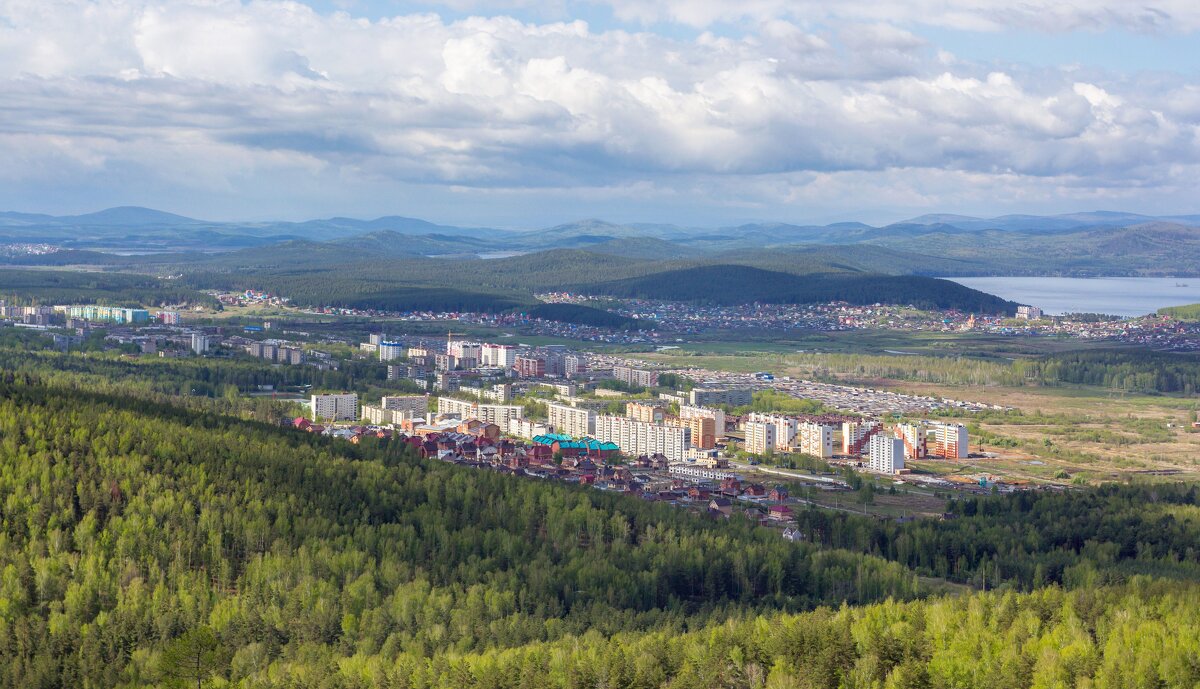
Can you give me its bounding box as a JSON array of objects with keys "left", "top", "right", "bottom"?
[
  {"left": 0, "top": 267, "right": 213, "bottom": 307},
  {"left": 158, "top": 244, "right": 1015, "bottom": 315},
  {"left": 578, "top": 264, "right": 1017, "bottom": 313},
  {"left": 0, "top": 349, "right": 1199, "bottom": 686},
  {"left": 1159, "top": 303, "right": 1200, "bottom": 320}
]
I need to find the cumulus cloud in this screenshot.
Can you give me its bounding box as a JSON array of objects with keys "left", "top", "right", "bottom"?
[{"left": 0, "top": 0, "right": 1197, "bottom": 222}]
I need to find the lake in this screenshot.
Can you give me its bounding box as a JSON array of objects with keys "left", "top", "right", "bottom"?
[{"left": 945, "top": 277, "right": 1200, "bottom": 317}]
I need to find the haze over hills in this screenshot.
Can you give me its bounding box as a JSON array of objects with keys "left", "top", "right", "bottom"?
[{"left": 5, "top": 205, "right": 1200, "bottom": 279}]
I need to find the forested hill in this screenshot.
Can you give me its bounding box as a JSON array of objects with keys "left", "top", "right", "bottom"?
[
  {"left": 151, "top": 243, "right": 1016, "bottom": 315},
  {"left": 577, "top": 264, "right": 1017, "bottom": 313},
  {"left": 0, "top": 371, "right": 918, "bottom": 687},
  {"left": 0, "top": 352, "right": 1199, "bottom": 686}
]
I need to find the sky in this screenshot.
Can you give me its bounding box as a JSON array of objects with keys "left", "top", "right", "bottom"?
[{"left": 1, "top": 0, "right": 1198, "bottom": 228}]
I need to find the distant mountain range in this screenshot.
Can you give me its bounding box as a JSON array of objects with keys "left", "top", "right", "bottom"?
[{"left": 3, "top": 206, "right": 1200, "bottom": 276}]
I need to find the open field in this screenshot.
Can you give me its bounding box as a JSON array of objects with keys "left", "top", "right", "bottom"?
[
  {"left": 637, "top": 335, "right": 1200, "bottom": 485},
  {"left": 892, "top": 381, "right": 1200, "bottom": 482}
]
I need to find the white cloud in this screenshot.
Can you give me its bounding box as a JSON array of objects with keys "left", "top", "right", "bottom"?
[
  {"left": 0, "top": 0, "right": 1196, "bottom": 222},
  {"left": 595, "top": 0, "right": 1200, "bottom": 32}
]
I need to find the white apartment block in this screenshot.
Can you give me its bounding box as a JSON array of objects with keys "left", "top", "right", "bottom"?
[
  {"left": 312, "top": 393, "right": 359, "bottom": 421},
  {"left": 868, "top": 435, "right": 906, "bottom": 474},
  {"left": 362, "top": 405, "right": 422, "bottom": 425},
  {"left": 505, "top": 417, "right": 551, "bottom": 440},
  {"left": 669, "top": 464, "right": 735, "bottom": 481},
  {"left": 658, "top": 391, "right": 688, "bottom": 407},
  {"left": 743, "top": 421, "right": 777, "bottom": 455},
  {"left": 437, "top": 397, "right": 524, "bottom": 428},
  {"left": 595, "top": 415, "right": 690, "bottom": 461},
  {"left": 929, "top": 421, "right": 969, "bottom": 459},
  {"left": 378, "top": 342, "right": 405, "bottom": 361},
  {"left": 1016, "top": 305, "right": 1043, "bottom": 320},
  {"left": 894, "top": 423, "right": 928, "bottom": 459},
  {"left": 381, "top": 395, "right": 428, "bottom": 417},
  {"left": 795, "top": 422, "right": 835, "bottom": 458},
  {"left": 747, "top": 413, "right": 797, "bottom": 450},
  {"left": 481, "top": 343, "right": 517, "bottom": 368},
  {"left": 679, "top": 404, "right": 726, "bottom": 437},
  {"left": 548, "top": 402, "right": 596, "bottom": 438},
  {"left": 842, "top": 420, "right": 883, "bottom": 455},
  {"left": 563, "top": 354, "right": 587, "bottom": 377},
  {"left": 448, "top": 341, "right": 482, "bottom": 360},
  {"left": 483, "top": 384, "right": 512, "bottom": 403}
]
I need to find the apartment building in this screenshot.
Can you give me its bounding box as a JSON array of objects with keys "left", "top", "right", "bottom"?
[
  {"left": 1016, "top": 305, "right": 1043, "bottom": 320},
  {"left": 248, "top": 342, "right": 278, "bottom": 360},
  {"left": 626, "top": 401, "right": 666, "bottom": 424},
  {"left": 743, "top": 420, "right": 777, "bottom": 455},
  {"left": 794, "top": 422, "right": 835, "bottom": 458},
  {"left": 378, "top": 341, "right": 404, "bottom": 361},
  {"left": 514, "top": 356, "right": 545, "bottom": 377},
  {"left": 563, "top": 354, "right": 587, "bottom": 377},
  {"left": 505, "top": 417, "right": 551, "bottom": 440},
  {"left": 481, "top": 343, "right": 516, "bottom": 368},
  {"left": 689, "top": 387, "right": 752, "bottom": 407},
  {"left": 868, "top": 435, "right": 906, "bottom": 474},
  {"left": 445, "top": 340, "right": 479, "bottom": 359},
  {"left": 65, "top": 305, "right": 150, "bottom": 324},
  {"left": 548, "top": 402, "right": 596, "bottom": 438},
  {"left": 436, "top": 397, "right": 524, "bottom": 428},
  {"left": 658, "top": 391, "right": 688, "bottom": 407},
  {"left": 668, "top": 464, "right": 735, "bottom": 481},
  {"left": 278, "top": 347, "right": 304, "bottom": 365},
  {"left": 483, "top": 383, "right": 512, "bottom": 402},
  {"left": 594, "top": 415, "right": 690, "bottom": 461},
  {"left": 747, "top": 413, "right": 797, "bottom": 450},
  {"left": 312, "top": 392, "right": 359, "bottom": 421},
  {"left": 381, "top": 395, "right": 428, "bottom": 417},
  {"left": 928, "top": 421, "right": 969, "bottom": 459},
  {"left": 679, "top": 404, "right": 725, "bottom": 435},
  {"left": 842, "top": 420, "right": 882, "bottom": 455},
  {"left": 894, "top": 423, "right": 928, "bottom": 459},
  {"left": 613, "top": 365, "right": 660, "bottom": 388},
  {"left": 669, "top": 414, "right": 717, "bottom": 449},
  {"left": 190, "top": 334, "right": 210, "bottom": 355},
  {"left": 362, "top": 405, "right": 422, "bottom": 425}
]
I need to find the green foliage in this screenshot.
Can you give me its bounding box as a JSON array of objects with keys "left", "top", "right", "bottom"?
[
  {"left": 0, "top": 371, "right": 920, "bottom": 687},
  {"left": 579, "top": 265, "right": 1017, "bottom": 313},
  {"left": 1159, "top": 302, "right": 1200, "bottom": 320},
  {"left": 1, "top": 334, "right": 1199, "bottom": 688},
  {"left": 0, "top": 267, "right": 213, "bottom": 307},
  {"left": 159, "top": 627, "right": 226, "bottom": 689},
  {"left": 656, "top": 372, "right": 694, "bottom": 391},
  {"left": 596, "top": 378, "right": 646, "bottom": 394},
  {"left": 791, "top": 483, "right": 1200, "bottom": 588},
  {"left": 736, "top": 389, "right": 827, "bottom": 415},
  {"left": 1015, "top": 350, "right": 1200, "bottom": 394}
]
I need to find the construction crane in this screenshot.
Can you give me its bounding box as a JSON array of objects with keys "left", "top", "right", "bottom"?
[{"left": 445, "top": 331, "right": 466, "bottom": 354}]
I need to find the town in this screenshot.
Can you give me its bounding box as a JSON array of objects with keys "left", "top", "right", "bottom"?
[{"left": 0, "top": 299, "right": 1051, "bottom": 523}]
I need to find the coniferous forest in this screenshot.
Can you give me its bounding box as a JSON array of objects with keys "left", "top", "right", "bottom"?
[{"left": 0, "top": 350, "right": 1198, "bottom": 688}]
